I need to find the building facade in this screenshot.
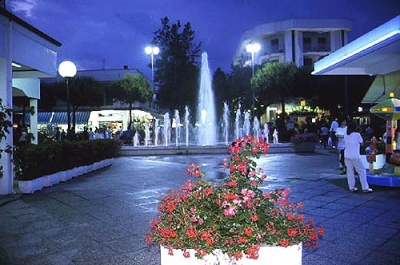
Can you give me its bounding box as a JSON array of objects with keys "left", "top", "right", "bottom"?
[
  {"left": 233, "top": 19, "right": 352, "bottom": 68},
  {"left": 38, "top": 67, "right": 157, "bottom": 134}
]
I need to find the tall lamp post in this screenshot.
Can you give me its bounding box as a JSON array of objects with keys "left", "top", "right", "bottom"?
[
  {"left": 145, "top": 46, "right": 160, "bottom": 109},
  {"left": 58, "top": 60, "right": 77, "bottom": 135},
  {"left": 145, "top": 46, "right": 160, "bottom": 85},
  {"left": 246, "top": 43, "right": 261, "bottom": 114}
]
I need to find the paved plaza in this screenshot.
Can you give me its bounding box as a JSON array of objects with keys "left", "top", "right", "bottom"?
[{"left": 1, "top": 148, "right": 400, "bottom": 265}]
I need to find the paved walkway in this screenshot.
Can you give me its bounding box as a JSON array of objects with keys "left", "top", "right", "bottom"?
[{"left": 0, "top": 148, "right": 399, "bottom": 265}]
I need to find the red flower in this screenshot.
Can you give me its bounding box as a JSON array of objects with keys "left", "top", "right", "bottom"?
[
  {"left": 244, "top": 227, "right": 254, "bottom": 237},
  {"left": 186, "top": 225, "right": 197, "bottom": 238},
  {"left": 250, "top": 214, "right": 259, "bottom": 222},
  {"left": 183, "top": 250, "right": 190, "bottom": 258},
  {"left": 233, "top": 252, "right": 243, "bottom": 260},
  {"left": 204, "top": 187, "right": 213, "bottom": 197},
  {"left": 287, "top": 228, "right": 298, "bottom": 237},
  {"left": 279, "top": 239, "right": 290, "bottom": 247}
]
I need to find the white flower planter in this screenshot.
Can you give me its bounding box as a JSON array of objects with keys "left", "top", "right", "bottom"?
[
  {"left": 160, "top": 243, "right": 302, "bottom": 265},
  {"left": 360, "top": 154, "right": 386, "bottom": 170},
  {"left": 18, "top": 177, "right": 46, "bottom": 194},
  {"left": 17, "top": 159, "right": 113, "bottom": 194},
  {"left": 63, "top": 169, "right": 74, "bottom": 182},
  {"left": 45, "top": 172, "right": 63, "bottom": 187}
]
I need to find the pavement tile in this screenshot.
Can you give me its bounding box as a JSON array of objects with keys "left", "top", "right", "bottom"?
[{"left": 0, "top": 149, "right": 399, "bottom": 265}]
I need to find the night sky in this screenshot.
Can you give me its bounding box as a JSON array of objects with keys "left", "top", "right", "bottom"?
[{"left": 7, "top": 0, "right": 400, "bottom": 79}]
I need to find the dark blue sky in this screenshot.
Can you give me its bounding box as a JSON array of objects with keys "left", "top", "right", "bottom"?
[{"left": 8, "top": 0, "right": 400, "bottom": 79}]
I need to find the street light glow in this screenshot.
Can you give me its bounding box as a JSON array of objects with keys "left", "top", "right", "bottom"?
[
  {"left": 145, "top": 46, "right": 160, "bottom": 55},
  {"left": 58, "top": 60, "right": 77, "bottom": 134},
  {"left": 58, "top": 60, "right": 77, "bottom": 78},
  {"left": 246, "top": 43, "right": 261, "bottom": 117},
  {"left": 246, "top": 43, "right": 261, "bottom": 53}
]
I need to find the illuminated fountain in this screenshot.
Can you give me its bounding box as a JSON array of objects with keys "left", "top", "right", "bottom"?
[
  {"left": 174, "top": 109, "right": 181, "bottom": 146},
  {"left": 223, "top": 102, "right": 229, "bottom": 145},
  {"left": 196, "top": 52, "right": 217, "bottom": 146},
  {"left": 185, "top": 106, "right": 190, "bottom": 146}
]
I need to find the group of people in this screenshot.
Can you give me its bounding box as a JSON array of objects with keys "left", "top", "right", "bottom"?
[{"left": 329, "top": 118, "right": 373, "bottom": 193}]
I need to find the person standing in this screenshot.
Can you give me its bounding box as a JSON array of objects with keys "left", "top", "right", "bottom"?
[
  {"left": 320, "top": 123, "right": 329, "bottom": 149},
  {"left": 329, "top": 118, "right": 339, "bottom": 151},
  {"left": 83, "top": 126, "right": 89, "bottom": 140},
  {"left": 336, "top": 119, "right": 347, "bottom": 174},
  {"left": 344, "top": 121, "right": 373, "bottom": 193},
  {"left": 88, "top": 128, "right": 94, "bottom": 140}
]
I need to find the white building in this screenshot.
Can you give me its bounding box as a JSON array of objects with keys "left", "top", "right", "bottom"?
[
  {"left": 0, "top": 7, "right": 61, "bottom": 194},
  {"left": 233, "top": 19, "right": 352, "bottom": 68}
]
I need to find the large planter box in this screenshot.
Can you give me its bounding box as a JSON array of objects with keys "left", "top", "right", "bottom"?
[
  {"left": 18, "top": 177, "right": 47, "bottom": 194},
  {"left": 160, "top": 243, "right": 302, "bottom": 265},
  {"left": 18, "top": 159, "right": 113, "bottom": 194}
]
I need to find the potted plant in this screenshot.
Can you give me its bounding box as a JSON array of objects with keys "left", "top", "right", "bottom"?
[
  {"left": 146, "top": 136, "right": 324, "bottom": 264},
  {"left": 290, "top": 133, "right": 318, "bottom": 153}
]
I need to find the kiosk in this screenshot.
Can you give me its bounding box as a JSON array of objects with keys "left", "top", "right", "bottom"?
[{"left": 368, "top": 97, "right": 400, "bottom": 187}]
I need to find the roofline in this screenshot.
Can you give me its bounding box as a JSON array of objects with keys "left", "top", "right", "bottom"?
[
  {"left": 0, "top": 8, "right": 62, "bottom": 47},
  {"left": 241, "top": 18, "right": 352, "bottom": 40},
  {"left": 312, "top": 15, "right": 400, "bottom": 75}
]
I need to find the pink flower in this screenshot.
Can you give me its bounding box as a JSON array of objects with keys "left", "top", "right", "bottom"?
[{"left": 223, "top": 206, "right": 236, "bottom": 216}]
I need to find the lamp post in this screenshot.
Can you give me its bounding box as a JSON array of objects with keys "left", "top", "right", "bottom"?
[
  {"left": 246, "top": 43, "right": 261, "bottom": 114},
  {"left": 145, "top": 46, "right": 160, "bottom": 85},
  {"left": 58, "top": 60, "right": 77, "bottom": 135}
]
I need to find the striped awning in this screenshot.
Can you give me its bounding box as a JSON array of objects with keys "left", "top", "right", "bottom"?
[{"left": 24, "top": 111, "right": 90, "bottom": 125}]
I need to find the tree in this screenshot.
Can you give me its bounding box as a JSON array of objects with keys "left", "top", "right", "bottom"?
[
  {"left": 252, "top": 62, "right": 298, "bottom": 141},
  {"left": 67, "top": 76, "right": 103, "bottom": 130},
  {"left": 252, "top": 62, "right": 298, "bottom": 118},
  {"left": 110, "top": 74, "right": 152, "bottom": 128},
  {"left": 228, "top": 66, "right": 253, "bottom": 111},
  {"left": 152, "top": 16, "right": 201, "bottom": 114}
]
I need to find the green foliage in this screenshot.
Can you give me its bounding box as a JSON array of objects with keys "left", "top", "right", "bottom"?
[
  {"left": 110, "top": 74, "right": 152, "bottom": 105},
  {"left": 0, "top": 98, "right": 12, "bottom": 178},
  {"left": 13, "top": 139, "right": 121, "bottom": 180},
  {"left": 252, "top": 62, "right": 298, "bottom": 108},
  {"left": 152, "top": 16, "right": 201, "bottom": 113},
  {"left": 110, "top": 73, "right": 152, "bottom": 127}
]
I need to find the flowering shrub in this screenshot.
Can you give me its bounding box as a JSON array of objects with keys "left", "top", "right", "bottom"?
[{"left": 146, "top": 136, "right": 324, "bottom": 261}]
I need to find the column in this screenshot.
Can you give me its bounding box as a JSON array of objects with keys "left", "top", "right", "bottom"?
[
  {"left": 0, "top": 20, "right": 14, "bottom": 194},
  {"left": 30, "top": 99, "right": 38, "bottom": 144}
]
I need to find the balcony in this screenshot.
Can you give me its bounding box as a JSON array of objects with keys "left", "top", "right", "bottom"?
[{"left": 303, "top": 45, "right": 330, "bottom": 53}]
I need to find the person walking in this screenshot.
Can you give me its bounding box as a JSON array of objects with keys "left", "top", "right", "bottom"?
[
  {"left": 336, "top": 119, "right": 347, "bottom": 174},
  {"left": 344, "top": 121, "right": 373, "bottom": 193}
]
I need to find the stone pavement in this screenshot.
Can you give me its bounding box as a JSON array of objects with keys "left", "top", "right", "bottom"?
[{"left": 0, "top": 148, "right": 399, "bottom": 265}]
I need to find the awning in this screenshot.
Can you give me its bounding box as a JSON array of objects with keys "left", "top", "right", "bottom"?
[
  {"left": 312, "top": 15, "right": 400, "bottom": 76},
  {"left": 362, "top": 71, "right": 400, "bottom": 104},
  {"left": 24, "top": 111, "right": 90, "bottom": 125}
]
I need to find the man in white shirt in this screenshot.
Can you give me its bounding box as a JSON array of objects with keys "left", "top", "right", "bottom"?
[
  {"left": 336, "top": 120, "right": 347, "bottom": 173},
  {"left": 344, "top": 121, "right": 373, "bottom": 193}
]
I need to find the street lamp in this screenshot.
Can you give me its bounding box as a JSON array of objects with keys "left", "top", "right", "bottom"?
[
  {"left": 246, "top": 43, "right": 261, "bottom": 114},
  {"left": 58, "top": 60, "right": 77, "bottom": 135},
  {"left": 145, "top": 46, "right": 160, "bottom": 84}
]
